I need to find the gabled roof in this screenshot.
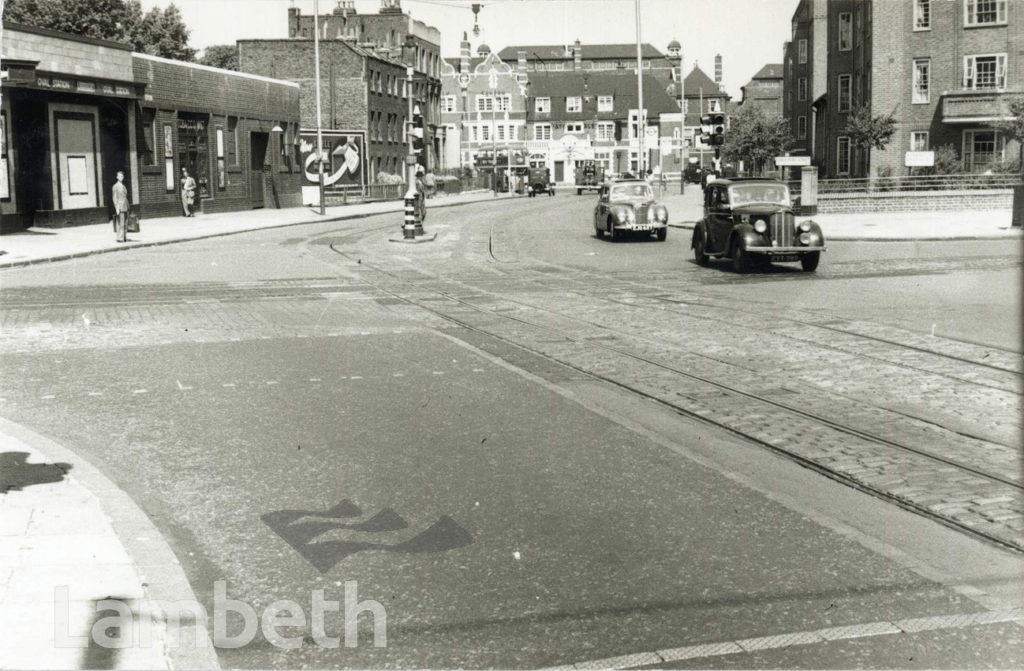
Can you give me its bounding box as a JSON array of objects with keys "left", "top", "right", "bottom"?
[
  {"left": 751, "top": 63, "right": 784, "bottom": 80},
  {"left": 683, "top": 65, "right": 725, "bottom": 97},
  {"left": 496, "top": 43, "right": 667, "bottom": 62},
  {"left": 526, "top": 71, "right": 680, "bottom": 117}
]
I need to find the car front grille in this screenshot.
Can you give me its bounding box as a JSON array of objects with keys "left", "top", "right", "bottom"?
[
  {"left": 636, "top": 205, "right": 649, "bottom": 222},
  {"left": 770, "top": 212, "right": 794, "bottom": 247}
]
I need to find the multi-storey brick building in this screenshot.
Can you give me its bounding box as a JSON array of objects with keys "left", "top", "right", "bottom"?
[
  {"left": 280, "top": 0, "right": 444, "bottom": 175},
  {"left": 440, "top": 37, "right": 529, "bottom": 177},
  {"left": 783, "top": 0, "right": 828, "bottom": 160},
  {"left": 785, "top": 0, "right": 1022, "bottom": 178},
  {"left": 738, "top": 64, "right": 784, "bottom": 118},
  {"left": 497, "top": 40, "right": 679, "bottom": 82},
  {"left": 1, "top": 23, "right": 300, "bottom": 231}
]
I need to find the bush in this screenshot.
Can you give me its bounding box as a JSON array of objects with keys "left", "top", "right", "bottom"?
[{"left": 375, "top": 171, "right": 405, "bottom": 185}]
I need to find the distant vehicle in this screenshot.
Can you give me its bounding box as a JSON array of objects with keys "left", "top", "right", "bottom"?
[
  {"left": 527, "top": 167, "right": 555, "bottom": 197},
  {"left": 691, "top": 178, "right": 825, "bottom": 272},
  {"left": 575, "top": 160, "right": 605, "bottom": 195},
  {"left": 683, "top": 164, "right": 702, "bottom": 184},
  {"left": 593, "top": 179, "right": 669, "bottom": 242}
]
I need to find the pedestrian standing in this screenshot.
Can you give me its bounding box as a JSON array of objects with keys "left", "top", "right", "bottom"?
[
  {"left": 180, "top": 168, "right": 196, "bottom": 217},
  {"left": 112, "top": 171, "right": 129, "bottom": 243},
  {"left": 424, "top": 170, "right": 436, "bottom": 199}
]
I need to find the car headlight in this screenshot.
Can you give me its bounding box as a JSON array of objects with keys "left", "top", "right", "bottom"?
[
  {"left": 656, "top": 206, "right": 668, "bottom": 222},
  {"left": 799, "top": 232, "right": 812, "bottom": 245},
  {"left": 799, "top": 221, "right": 813, "bottom": 232},
  {"left": 753, "top": 219, "right": 768, "bottom": 234}
]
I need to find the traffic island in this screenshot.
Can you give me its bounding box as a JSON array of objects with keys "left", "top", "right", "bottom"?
[{"left": 389, "top": 232, "right": 438, "bottom": 243}]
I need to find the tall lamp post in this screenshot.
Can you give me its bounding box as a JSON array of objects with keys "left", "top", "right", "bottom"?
[
  {"left": 679, "top": 50, "right": 685, "bottom": 194},
  {"left": 634, "top": 0, "right": 645, "bottom": 177},
  {"left": 313, "top": 0, "right": 326, "bottom": 215}
]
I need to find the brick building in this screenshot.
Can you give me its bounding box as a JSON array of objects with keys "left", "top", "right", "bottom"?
[
  {"left": 737, "top": 64, "right": 784, "bottom": 118},
  {"left": 784, "top": 0, "right": 1022, "bottom": 178},
  {"left": 1, "top": 23, "right": 300, "bottom": 232},
  {"left": 497, "top": 41, "right": 678, "bottom": 82},
  {"left": 440, "top": 37, "right": 529, "bottom": 177},
  {"left": 278, "top": 0, "right": 444, "bottom": 176}
]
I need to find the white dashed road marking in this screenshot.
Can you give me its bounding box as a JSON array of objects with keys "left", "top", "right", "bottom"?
[
  {"left": 132, "top": 389, "right": 148, "bottom": 395},
  {"left": 176, "top": 380, "right": 192, "bottom": 391},
  {"left": 552, "top": 608, "right": 1024, "bottom": 669}
]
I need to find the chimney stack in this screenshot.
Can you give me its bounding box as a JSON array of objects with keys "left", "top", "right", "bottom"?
[
  {"left": 517, "top": 50, "right": 527, "bottom": 74},
  {"left": 573, "top": 38, "right": 582, "bottom": 71},
  {"left": 714, "top": 54, "right": 723, "bottom": 89},
  {"left": 460, "top": 31, "right": 471, "bottom": 75},
  {"left": 288, "top": 6, "right": 300, "bottom": 38}
]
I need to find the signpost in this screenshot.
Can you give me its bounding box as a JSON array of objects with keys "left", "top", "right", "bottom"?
[
  {"left": 774, "top": 156, "right": 812, "bottom": 167},
  {"left": 904, "top": 151, "right": 935, "bottom": 167}
]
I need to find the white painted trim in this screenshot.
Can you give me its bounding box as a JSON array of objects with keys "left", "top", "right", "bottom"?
[
  {"left": 48, "top": 102, "right": 103, "bottom": 210},
  {"left": 132, "top": 53, "right": 300, "bottom": 88}
]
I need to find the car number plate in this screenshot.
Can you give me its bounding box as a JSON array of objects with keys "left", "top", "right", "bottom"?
[
  {"left": 771, "top": 254, "right": 800, "bottom": 262},
  {"left": 636, "top": 225, "right": 651, "bottom": 231}
]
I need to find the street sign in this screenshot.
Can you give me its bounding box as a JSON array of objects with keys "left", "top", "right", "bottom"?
[
  {"left": 775, "top": 156, "right": 811, "bottom": 167},
  {"left": 905, "top": 151, "right": 935, "bottom": 167}
]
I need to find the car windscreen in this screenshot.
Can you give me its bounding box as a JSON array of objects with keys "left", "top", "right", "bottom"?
[
  {"left": 729, "top": 184, "right": 791, "bottom": 206},
  {"left": 610, "top": 184, "right": 653, "bottom": 201}
]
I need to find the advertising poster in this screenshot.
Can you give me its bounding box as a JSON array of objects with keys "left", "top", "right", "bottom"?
[{"left": 298, "top": 130, "right": 366, "bottom": 189}]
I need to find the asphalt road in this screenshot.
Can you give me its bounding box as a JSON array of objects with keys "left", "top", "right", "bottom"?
[{"left": 0, "top": 192, "right": 1021, "bottom": 668}]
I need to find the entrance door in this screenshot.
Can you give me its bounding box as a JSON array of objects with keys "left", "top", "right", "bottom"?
[
  {"left": 250, "top": 132, "right": 268, "bottom": 208},
  {"left": 554, "top": 160, "right": 564, "bottom": 183},
  {"left": 56, "top": 117, "right": 99, "bottom": 209}
]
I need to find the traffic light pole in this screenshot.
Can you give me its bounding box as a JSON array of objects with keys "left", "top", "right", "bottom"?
[{"left": 403, "top": 66, "right": 417, "bottom": 240}]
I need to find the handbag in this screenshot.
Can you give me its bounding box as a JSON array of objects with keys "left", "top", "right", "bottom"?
[{"left": 127, "top": 214, "right": 140, "bottom": 233}]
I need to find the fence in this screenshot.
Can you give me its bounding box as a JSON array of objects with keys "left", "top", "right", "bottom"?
[{"left": 816, "top": 173, "right": 1021, "bottom": 194}]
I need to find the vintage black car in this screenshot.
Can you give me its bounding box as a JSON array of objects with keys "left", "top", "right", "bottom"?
[
  {"left": 691, "top": 179, "right": 825, "bottom": 272},
  {"left": 527, "top": 167, "right": 555, "bottom": 197},
  {"left": 593, "top": 179, "right": 669, "bottom": 241}
]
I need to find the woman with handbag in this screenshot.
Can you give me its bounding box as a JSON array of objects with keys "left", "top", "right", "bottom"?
[{"left": 180, "top": 168, "right": 197, "bottom": 217}]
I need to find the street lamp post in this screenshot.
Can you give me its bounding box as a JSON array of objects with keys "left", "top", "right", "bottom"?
[
  {"left": 635, "top": 0, "right": 645, "bottom": 178},
  {"left": 313, "top": 0, "right": 326, "bottom": 216},
  {"left": 403, "top": 65, "right": 417, "bottom": 239},
  {"left": 679, "top": 52, "right": 685, "bottom": 194}
]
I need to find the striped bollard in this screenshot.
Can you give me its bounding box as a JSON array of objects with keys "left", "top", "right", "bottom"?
[{"left": 403, "top": 188, "right": 416, "bottom": 240}]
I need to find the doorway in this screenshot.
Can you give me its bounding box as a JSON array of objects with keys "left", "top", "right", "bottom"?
[
  {"left": 554, "top": 160, "right": 564, "bottom": 182},
  {"left": 55, "top": 113, "right": 100, "bottom": 210},
  {"left": 250, "top": 132, "right": 268, "bottom": 208}
]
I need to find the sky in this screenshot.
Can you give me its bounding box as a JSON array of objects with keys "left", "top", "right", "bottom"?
[{"left": 138, "top": 0, "right": 800, "bottom": 99}]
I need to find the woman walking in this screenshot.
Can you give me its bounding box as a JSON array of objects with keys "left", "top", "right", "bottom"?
[{"left": 180, "top": 168, "right": 197, "bottom": 217}]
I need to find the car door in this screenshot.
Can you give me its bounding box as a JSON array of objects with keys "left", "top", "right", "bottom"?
[
  {"left": 708, "top": 186, "right": 732, "bottom": 253},
  {"left": 594, "top": 185, "right": 609, "bottom": 230}
]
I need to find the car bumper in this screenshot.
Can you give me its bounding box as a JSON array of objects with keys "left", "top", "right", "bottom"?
[
  {"left": 745, "top": 245, "right": 826, "bottom": 253},
  {"left": 613, "top": 222, "right": 668, "bottom": 232}
]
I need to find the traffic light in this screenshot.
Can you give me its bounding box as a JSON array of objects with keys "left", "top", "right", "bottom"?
[
  {"left": 411, "top": 103, "right": 426, "bottom": 167},
  {"left": 709, "top": 113, "right": 726, "bottom": 146}
]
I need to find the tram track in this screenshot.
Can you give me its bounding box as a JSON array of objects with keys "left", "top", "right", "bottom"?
[{"left": 328, "top": 231, "right": 1023, "bottom": 554}]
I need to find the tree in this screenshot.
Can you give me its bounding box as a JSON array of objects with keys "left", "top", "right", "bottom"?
[
  {"left": 843, "top": 104, "right": 896, "bottom": 176},
  {"left": 720, "top": 106, "right": 793, "bottom": 176},
  {"left": 2, "top": 0, "right": 195, "bottom": 61},
  {"left": 994, "top": 95, "right": 1024, "bottom": 173},
  {"left": 199, "top": 44, "right": 239, "bottom": 71}
]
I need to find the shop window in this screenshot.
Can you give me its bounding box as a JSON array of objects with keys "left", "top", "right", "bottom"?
[
  {"left": 0, "top": 111, "right": 9, "bottom": 200},
  {"left": 227, "top": 116, "right": 238, "bottom": 166},
  {"left": 142, "top": 108, "right": 157, "bottom": 166},
  {"left": 216, "top": 125, "right": 226, "bottom": 189}
]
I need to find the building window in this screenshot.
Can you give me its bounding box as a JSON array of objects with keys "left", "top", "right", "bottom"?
[
  {"left": 838, "top": 12, "right": 852, "bottom": 51},
  {"left": 564, "top": 122, "right": 584, "bottom": 133},
  {"left": 963, "top": 129, "right": 1004, "bottom": 171},
  {"left": 912, "top": 59, "right": 930, "bottom": 103},
  {"left": 442, "top": 96, "right": 456, "bottom": 113},
  {"left": 708, "top": 99, "right": 722, "bottom": 113},
  {"left": 837, "top": 136, "right": 851, "bottom": 174},
  {"left": 838, "top": 74, "right": 852, "bottom": 112},
  {"left": 476, "top": 95, "right": 494, "bottom": 112},
  {"left": 965, "top": 0, "right": 1007, "bottom": 26},
  {"left": 496, "top": 95, "right": 511, "bottom": 111},
  {"left": 914, "top": 0, "right": 931, "bottom": 29},
  {"left": 566, "top": 96, "right": 582, "bottom": 113},
  {"left": 597, "top": 95, "right": 613, "bottom": 112},
  {"left": 798, "top": 77, "right": 808, "bottom": 101},
  {"left": 141, "top": 108, "right": 156, "bottom": 166},
  {"left": 963, "top": 54, "right": 1007, "bottom": 90},
  {"left": 910, "top": 131, "right": 929, "bottom": 151},
  {"left": 497, "top": 124, "right": 505, "bottom": 141},
  {"left": 798, "top": 116, "right": 807, "bottom": 139},
  {"left": 535, "top": 97, "right": 551, "bottom": 113},
  {"left": 534, "top": 123, "right": 552, "bottom": 141},
  {"left": 596, "top": 121, "right": 615, "bottom": 140},
  {"left": 471, "top": 125, "right": 479, "bottom": 142},
  {"left": 798, "top": 39, "right": 807, "bottom": 64},
  {"left": 482, "top": 124, "right": 490, "bottom": 141}
]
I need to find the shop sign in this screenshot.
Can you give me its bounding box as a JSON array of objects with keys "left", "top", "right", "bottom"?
[
  {"left": 76, "top": 81, "right": 96, "bottom": 93},
  {"left": 299, "top": 129, "right": 365, "bottom": 188},
  {"left": 178, "top": 118, "right": 205, "bottom": 132}
]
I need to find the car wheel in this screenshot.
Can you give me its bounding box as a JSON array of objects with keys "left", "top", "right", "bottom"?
[
  {"left": 656, "top": 228, "right": 667, "bottom": 241},
  {"left": 693, "top": 231, "right": 709, "bottom": 265},
  {"left": 595, "top": 226, "right": 604, "bottom": 239},
  {"left": 731, "top": 242, "right": 751, "bottom": 273},
  {"left": 577, "top": 188, "right": 582, "bottom": 196},
  {"left": 800, "top": 251, "right": 820, "bottom": 272},
  {"left": 608, "top": 221, "right": 618, "bottom": 241}
]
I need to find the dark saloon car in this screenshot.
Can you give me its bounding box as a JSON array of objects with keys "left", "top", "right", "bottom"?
[
  {"left": 527, "top": 167, "right": 555, "bottom": 197},
  {"left": 691, "top": 178, "right": 825, "bottom": 272},
  {"left": 593, "top": 180, "right": 669, "bottom": 241}
]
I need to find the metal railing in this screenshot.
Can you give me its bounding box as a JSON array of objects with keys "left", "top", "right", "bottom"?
[{"left": 816, "top": 173, "right": 1022, "bottom": 194}]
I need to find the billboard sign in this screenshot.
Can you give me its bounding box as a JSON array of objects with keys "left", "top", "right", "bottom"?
[
  {"left": 299, "top": 130, "right": 366, "bottom": 188},
  {"left": 904, "top": 151, "right": 935, "bottom": 167}
]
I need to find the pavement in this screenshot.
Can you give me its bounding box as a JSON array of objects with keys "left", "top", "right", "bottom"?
[{"left": 1, "top": 188, "right": 1020, "bottom": 269}]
